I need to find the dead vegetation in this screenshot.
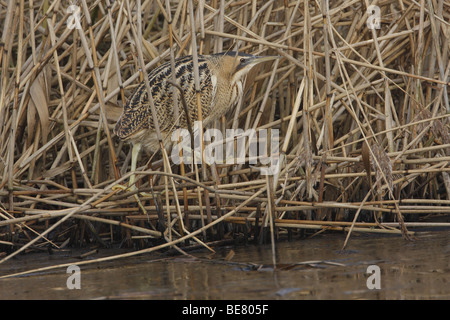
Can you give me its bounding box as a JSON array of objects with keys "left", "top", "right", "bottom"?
[{"left": 0, "top": 0, "right": 449, "bottom": 275}]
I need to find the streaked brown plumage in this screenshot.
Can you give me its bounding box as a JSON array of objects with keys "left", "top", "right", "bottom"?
[
  {"left": 114, "top": 52, "right": 277, "bottom": 152},
  {"left": 114, "top": 51, "right": 277, "bottom": 187}
]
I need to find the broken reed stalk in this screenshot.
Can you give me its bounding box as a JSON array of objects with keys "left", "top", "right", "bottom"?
[
  {"left": 0, "top": 181, "right": 268, "bottom": 279},
  {"left": 1, "top": 0, "right": 450, "bottom": 272}
]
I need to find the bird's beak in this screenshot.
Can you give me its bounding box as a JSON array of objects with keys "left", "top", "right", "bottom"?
[{"left": 251, "top": 55, "right": 280, "bottom": 65}]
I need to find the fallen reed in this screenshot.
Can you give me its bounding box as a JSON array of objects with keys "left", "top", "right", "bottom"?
[{"left": 0, "top": 0, "right": 449, "bottom": 271}]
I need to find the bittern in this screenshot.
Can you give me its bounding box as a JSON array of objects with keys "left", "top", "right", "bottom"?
[{"left": 114, "top": 51, "right": 277, "bottom": 186}]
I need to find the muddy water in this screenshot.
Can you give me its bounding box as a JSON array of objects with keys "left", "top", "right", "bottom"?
[{"left": 0, "top": 230, "right": 449, "bottom": 300}]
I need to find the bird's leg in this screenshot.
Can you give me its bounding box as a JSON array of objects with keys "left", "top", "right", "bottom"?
[
  {"left": 129, "top": 142, "right": 150, "bottom": 214},
  {"left": 113, "top": 142, "right": 148, "bottom": 214},
  {"left": 129, "top": 142, "right": 142, "bottom": 189}
]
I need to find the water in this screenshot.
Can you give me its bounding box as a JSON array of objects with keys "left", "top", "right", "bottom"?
[{"left": 1, "top": 230, "right": 449, "bottom": 299}]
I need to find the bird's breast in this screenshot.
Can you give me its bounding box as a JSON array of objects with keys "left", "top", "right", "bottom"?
[{"left": 230, "top": 79, "right": 243, "bottom": 107}]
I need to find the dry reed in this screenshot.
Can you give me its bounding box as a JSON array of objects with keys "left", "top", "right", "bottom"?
[{"left": 0, "top": 0, "right": 449, "bottom": 274}]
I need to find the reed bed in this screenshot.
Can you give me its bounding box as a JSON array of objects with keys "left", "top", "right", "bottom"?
[{"left": 0, "top": 0, "right": 449, "bottom": 272}]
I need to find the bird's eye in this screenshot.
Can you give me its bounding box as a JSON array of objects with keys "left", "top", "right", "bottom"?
[{"left": 240, "top": 57, "right": 246, "bottom": 64}]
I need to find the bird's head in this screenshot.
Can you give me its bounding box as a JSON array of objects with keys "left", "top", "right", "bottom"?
[{"left": 213, "top": 51, "right": 278, "bottom": 84}]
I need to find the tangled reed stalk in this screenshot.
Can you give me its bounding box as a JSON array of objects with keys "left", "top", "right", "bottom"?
[{"left": 0, "top": 0, "right": 449, "bottom": 272}]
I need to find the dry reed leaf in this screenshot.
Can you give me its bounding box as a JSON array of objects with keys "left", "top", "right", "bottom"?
[
  {"left": 224, "top": 249, "right": 235, "bottom": 261},
  {"left": 361, "top": 140, "right": 372, "bottom": 185},
  {"left": 431, "top": 118, "right": 450, "bottom": 146},
  {"left": 27, "top": 97, "right": 38, "bottom": 147},
  {"left": 104, "top": 104, "right": 124, "bottom": 122},
  {"left": 442, "top": 171, "right": 450, "bottom": 200},
  {"left": 42, "top": 162, "right": 73, "bottom": 179},
  {"left": 106, "top": 58, "right": 119, "bottom": 105},
  {"left": 142, "top": 38, "right": 159, "bottom": 60},
  {"left": 417, "top": 108, "right": 450, "bottom": 153},
  {"left": 370, "top": 143, "right": 393, "bottom": 193},
  {"left": 28, "top": 69, "right": 50, "bottom": 144}
]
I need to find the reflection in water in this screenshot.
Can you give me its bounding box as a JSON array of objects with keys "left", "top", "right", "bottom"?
[{"left": 0, "top": 230, "right": 449, "bottom": 299}]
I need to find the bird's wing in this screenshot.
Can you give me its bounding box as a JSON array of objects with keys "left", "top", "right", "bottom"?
[
  {"left": 147, "top": 56, "right": 214, "bottom": 131},
  {"left": 114, "top": 55, "right": 215, "bottom": 139}
]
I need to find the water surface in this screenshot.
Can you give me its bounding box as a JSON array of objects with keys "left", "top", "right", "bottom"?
[{"left": 1, "top": 230, "right": 449, "bottom": 299}]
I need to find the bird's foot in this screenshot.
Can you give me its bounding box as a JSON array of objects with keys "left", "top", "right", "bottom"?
[
  {"left": 112, "top": 184, "right": 130, "bottom": 192},
  {"left": 112, "top": 184, "right": 149, "bottom": 215}
]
